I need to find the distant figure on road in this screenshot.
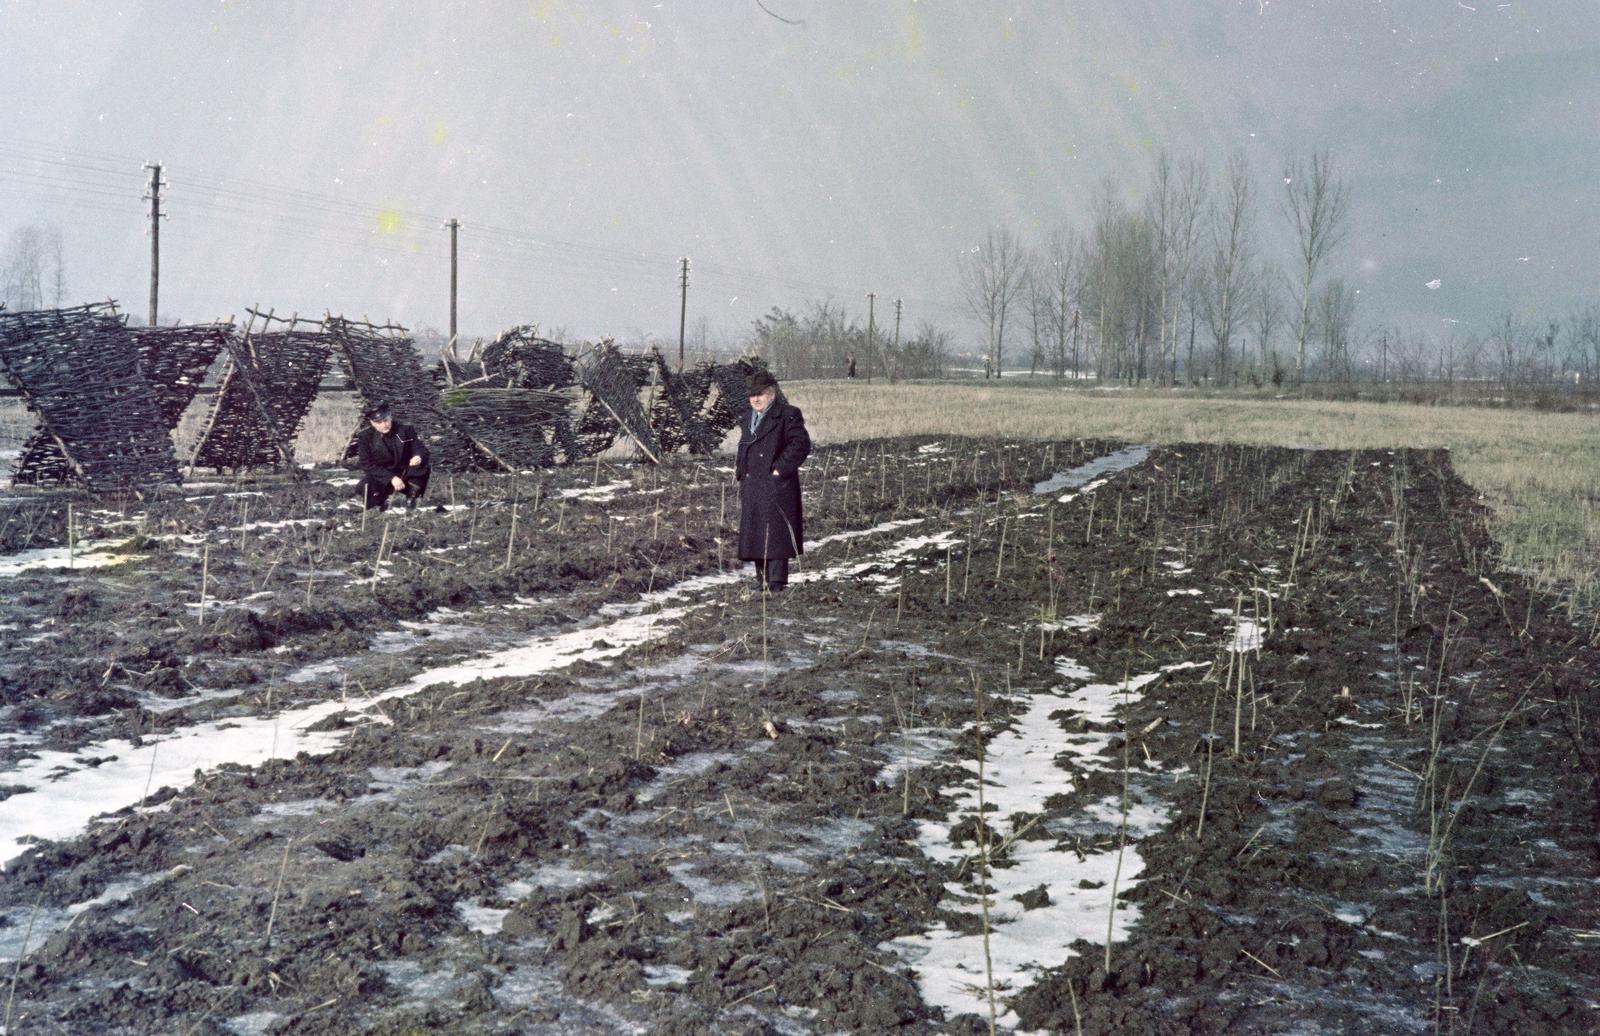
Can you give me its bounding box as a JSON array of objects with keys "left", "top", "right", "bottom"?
[
  {"left": 354, "top": 402, "right": 431, "bottom": 512},
  {"left": 735, "top": 370, "right": 810, "bottom": 592},
  {"left": 845, "top": 354, "right": 857, "bottom": 379}
]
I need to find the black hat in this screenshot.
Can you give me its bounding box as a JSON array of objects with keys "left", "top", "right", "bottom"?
[
  {"left": 364, "top": 401, "right": 393, "bottom": 421},
  {"left": 745, "top": 370, "right": 777, "bottom": 396}
]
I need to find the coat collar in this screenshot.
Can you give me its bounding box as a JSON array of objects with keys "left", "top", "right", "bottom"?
[{"left": 747, "top": 397, "right": 785, "bottom": 443}]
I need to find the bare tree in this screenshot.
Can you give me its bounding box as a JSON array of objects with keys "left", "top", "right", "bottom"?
[
  {"left": 1567, "top": 304, "right": 1600, "bottom": 384},
  {"left": 1283, "top": 149, "right": 1350, "bottom": 383},
  {"left": 2, "top": 223, "right": 67, "bottom": 310},
  {"left": 1251, "top": 260, "right": 1286, "bottom": 381},
  {"left": 1204, "top": 150, "right": 1255, "bottom": 383},
  {"left": 1487, "top": 312, "right": 1529, "bottom": 387},
  {"left": 1040, "top": 224, "right": 1082, "bottom": 381},
  {"left": 1161, "top": 159, "right": 1208, "bottom": 384},
  {"left": 958, "top": 226, "right": 1027, "bottom": 375},
  {"left": 1312, "top": 278, "right": 1358, "bottom": 380}
]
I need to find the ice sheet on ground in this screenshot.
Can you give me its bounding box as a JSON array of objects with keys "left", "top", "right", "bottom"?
[
  {"left": 1229, "top": 619, "right": 1265, "bottom": 653},
  {"left": 558, "top": 480, "right": 630, "bottom": 501},
  {"left": 0, "top": 539, "right": 141, "bottom": 577},
  {"left": 882, "top": 836, "right": 1142, "bottom": 1031},
  {"left": 1032, "top": 445, "right": 1150, "bottom": 496},
  {"left": 890, "top": 657, "right": 1169, "bottom": 1027}
]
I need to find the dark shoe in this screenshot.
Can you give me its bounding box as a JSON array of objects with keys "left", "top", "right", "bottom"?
[
  {"left": 767, "top": 583, "right": 786, "bottom": 593},
  {"left": 405, "top": 495, "right": 418, "bottom": 513}
]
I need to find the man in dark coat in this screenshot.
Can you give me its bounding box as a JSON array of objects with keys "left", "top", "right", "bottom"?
[
  {"left": 354, "top": 402, "right": 431, "bottom": 511},
  {"left": 735, "top": 370, "right": 810, "bottom": 592}
]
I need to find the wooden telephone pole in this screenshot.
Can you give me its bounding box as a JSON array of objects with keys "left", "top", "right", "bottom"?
[
  {"left": 890, "top": 298, "right": 902, "bottom": 383},
  {"left": 865, "top": 292, "right": 876, "bottom": 384},
  {"left": 678, "top": 257, "right": 690, "bottom": 371},
  {"left": 445, "top": 218, "right": 460, "bottom": 349},
  {"left": 142, "top": 162, "right": 166, "bottom": 326}
]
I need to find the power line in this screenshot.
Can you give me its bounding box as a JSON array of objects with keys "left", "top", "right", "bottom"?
[{"left": 0, "top": 140, "right": 970, "bottom": 326}]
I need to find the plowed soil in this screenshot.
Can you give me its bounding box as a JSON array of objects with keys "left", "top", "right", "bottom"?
[{"left": 1, "top": 438, "right": 1596, "bottom": 1034}]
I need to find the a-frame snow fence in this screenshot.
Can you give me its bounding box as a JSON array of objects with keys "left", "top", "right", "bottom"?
[
  {"left": 447, "top": 335, "right": 762, "bottom": 466},
  {"left": 0, "top": 302, "right": 183, "bottom": 493},
  {"left": 187, "top": 309, "right": 331, "bottom": 475},
  {"left": 649, "top": 353, "right": 762, "bottom": 455},
  {"left": 477, "top": 326, "right": 574, "bottom": 389},
  {"left": 440, "top": 387, "right": 579, "bottom": 469},
  {"left": 323, "top": 315, "right": 483, "bottom": 471},
  {"left": 574, "top": 340, "right": 662, "bottom": 463}
]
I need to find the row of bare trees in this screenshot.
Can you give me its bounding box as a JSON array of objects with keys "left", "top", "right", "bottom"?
[
  {"left": 958, "top": 147, "right": 1355, "bottom": 385},
  {"left": 749, "top": 300, "right": 952, "bottom": 381},
  {"left": 1, "top": 223, "right": 68, "bottom": 312}
]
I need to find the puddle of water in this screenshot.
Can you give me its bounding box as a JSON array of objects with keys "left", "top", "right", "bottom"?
[{"left": 1032, "top": 445, "right": 1150, "bottom": 496}]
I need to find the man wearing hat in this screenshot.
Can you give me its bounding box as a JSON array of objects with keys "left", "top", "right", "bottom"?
[
  {"left": 354, "top": 402, "right": 431, "bottom": 512},
  {"left": 735, "top": 370, "right": 810, "bottom": 592}
]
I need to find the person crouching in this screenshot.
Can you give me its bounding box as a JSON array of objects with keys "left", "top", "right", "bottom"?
[
  {"left": 355, "top": 402, "right": 431, "bottom": 512},
  {"left": 735, "top": 370, "right": 810, "bottom": 592}
]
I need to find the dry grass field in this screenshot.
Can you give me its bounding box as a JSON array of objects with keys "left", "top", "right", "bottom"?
[{"left": 4, "top": 381, "right": 1596, "bottom": 614}]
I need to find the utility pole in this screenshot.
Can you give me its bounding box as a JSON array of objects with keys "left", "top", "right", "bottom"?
[
  {"left": 445, "top": 218, "right": 460, "bottom": 349},
  {"left": 678, "top": 257, "right": 691, "bottom": 371},
  {"left": 890, "top": 298, "right": 902, "bottom": 383},
  {"left": 142, "top": 162, "right": 166, "bottom": 326},
  {"left": 865, "top": 292, "right": 876, "bottom": 384}
]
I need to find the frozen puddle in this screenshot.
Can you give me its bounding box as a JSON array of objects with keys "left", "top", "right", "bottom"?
[
  {"left": 883, "top": 655, "right": 1189, "bottom": 1029},
  {"left": 1032, "top": 445, "right": 1150, "bottom": 497},
  {"left": 0, "top": 539, "right": 143, "bottom": 577}
]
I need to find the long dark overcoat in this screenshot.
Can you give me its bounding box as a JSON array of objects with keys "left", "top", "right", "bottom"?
[
  {"left": 735, "top": 398, "right": 811, "bottom": 561},
  {"left": 355, "top": 422, "right": 431, "bottom": 486}
]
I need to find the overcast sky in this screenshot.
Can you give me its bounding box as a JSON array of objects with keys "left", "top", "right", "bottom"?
[{"left": 2, "top": 0, "right": 1596, "bottom": 348}]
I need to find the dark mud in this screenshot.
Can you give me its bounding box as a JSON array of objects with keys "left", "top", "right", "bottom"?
[{"left": 0, "top": 439, "right": 1596, "bottom": 1034}]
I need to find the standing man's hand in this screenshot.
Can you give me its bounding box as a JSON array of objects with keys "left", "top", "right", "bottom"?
[
  {"left": 391, "top": 475, "right": 405, "bottom": 490},
  {"left": 409, "top": 456, "right": 422, "bottom": 467},
  {"left": 772, "top": 469, "right": 780, "bottom": 477}
]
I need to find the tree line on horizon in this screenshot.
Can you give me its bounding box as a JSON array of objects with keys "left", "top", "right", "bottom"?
[{"left": 953, "top": 148, "right": 1600, "bottom": 391}]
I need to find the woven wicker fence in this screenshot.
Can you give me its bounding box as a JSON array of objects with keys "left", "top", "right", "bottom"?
[
  {"left": 0, "top": 303, "right": 183, "bottom": 492},
  {"left": 187, "top": 310, "right": 331, "bottom": 473}
]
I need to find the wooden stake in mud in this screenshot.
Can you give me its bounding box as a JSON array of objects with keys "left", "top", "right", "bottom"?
[
  {"left": 198, "top": 543, "right": 210, "bottom": 625},
  {"left": 504, "top": 499, "right": 519, "bottom": 571},
  {"left": 972, "top": 673, "right": 999, "bottom": 1036}
]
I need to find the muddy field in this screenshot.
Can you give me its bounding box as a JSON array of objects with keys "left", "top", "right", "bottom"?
[{"left": 0, "top": 437, "right": 1596, "bottom": 1034}]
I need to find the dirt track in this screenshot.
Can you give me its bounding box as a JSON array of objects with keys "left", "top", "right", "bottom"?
[{"left": 1, "top": 438, "right": 1597, "bottom": 1034}]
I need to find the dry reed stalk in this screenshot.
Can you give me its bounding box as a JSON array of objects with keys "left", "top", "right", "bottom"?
[
  {"left": 504, "top": 499, "right": 519, "bottom": 570},
  {"left": 1232, "top": 593, "right": 1245, "bottom": 756},
  {"left": 972, "top": 673, "right": 998, "bottom": 1036},
  {"left": 263, "top": 835, "right": 293, "bottom": 949},
  {"left": 4, "top": 892, "right": 43, "bottom": 1031},
  {"left": 1105, "top": 651, "right": 1135, "bottom": 974},
  {"left": 198, "top": 543, "right": 210, "bottom": 626}
]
